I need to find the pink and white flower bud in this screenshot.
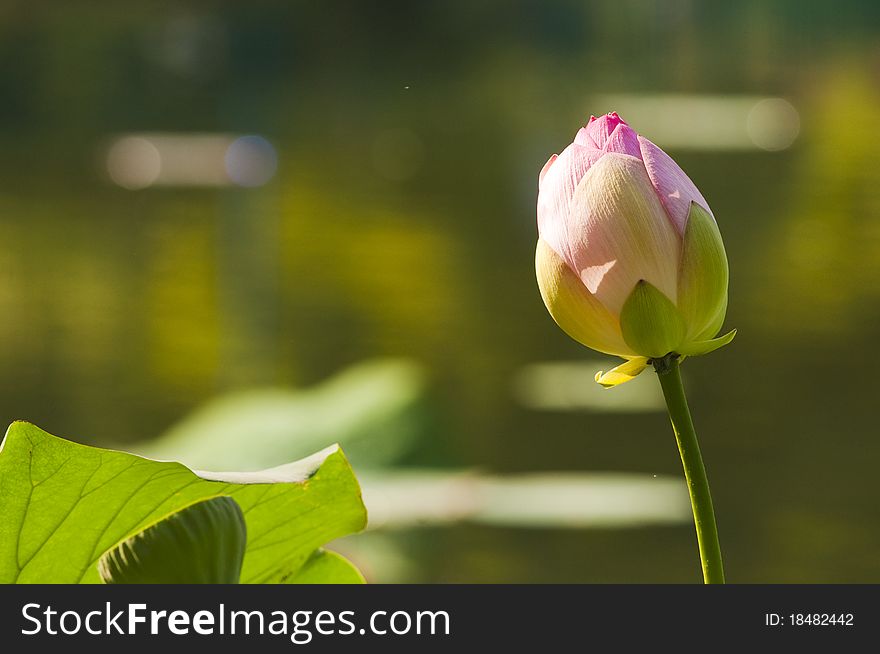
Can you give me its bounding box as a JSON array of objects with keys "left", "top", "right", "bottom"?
[{"left": 536, "top": 113, "right": 733, "bottom": 384}]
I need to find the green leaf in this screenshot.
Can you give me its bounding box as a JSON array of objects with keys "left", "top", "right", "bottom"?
[
  {"left": 619, "top": 280, "right": 686, "bottom": 358},
  {"left": 0, "top": 421, "right": 366, "bottom": 584},
  {"left": 281, "top": 549, "right": 365, "bottom": 584},
  {"left": 677, "top": 328, "right": 737, "bottom": 357},
  {"left": 677, "top": 202, "right": 729, "bottom": 340},
  {"left": 98, "top": 496, "right": 247, "bottom": 584}
]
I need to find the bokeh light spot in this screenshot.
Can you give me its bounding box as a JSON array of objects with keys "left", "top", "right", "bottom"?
[
  {"left": 106, "top": 137, "right": 162, "bottom": 190},
  {"left": 747, "top": 98, "right": 800, "bottom": 151},
  {"left": 225, "top": 135, "right": 278, "bottom": 187}
]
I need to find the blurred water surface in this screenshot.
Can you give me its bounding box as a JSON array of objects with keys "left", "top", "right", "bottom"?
[{"left": 1, "top": 1, "right": 879, "bottom": 582}]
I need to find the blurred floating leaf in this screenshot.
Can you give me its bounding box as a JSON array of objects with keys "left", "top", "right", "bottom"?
[
  {"left": 140, "top": 359, "right": 429, "bottom": 471},
  {"left": 98, "top": 496, "right": 246, "bottom": 584},
  {"left": 361, "top": 470, "right": 690, "bottom": 530},
  {"left": 0, "top": 421, "right": 366, "bottom": 584},
  {"left": 473, "top": 472, "right": 689, "bottom": 528},
  {"left": 513, "top": 360, "right": 665, "bottom": 413}
]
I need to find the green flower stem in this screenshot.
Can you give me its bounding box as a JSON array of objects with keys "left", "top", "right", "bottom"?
[{"left": 653, "top": 354, "right": 725, "bottom": 584}]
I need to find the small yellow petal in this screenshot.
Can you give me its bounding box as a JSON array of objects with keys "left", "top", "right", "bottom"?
[{"left": 594, "top": 357, "right": 650, "bottom": 388}]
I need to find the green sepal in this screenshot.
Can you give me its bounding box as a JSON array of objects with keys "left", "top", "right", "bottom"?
[
  {"left": 677, "top": 329, "right": 737, "bottom": 357},
  {"left": 678, "top": 202, "right": 729, "bottom": 340},
  {"left": 98, "top": 496, "right": 246, "bottom": 584},
  {"left": 619, "top": 280, "right": 686, "bottom": 358},
  {"left": 594, "top": 357, "right": 650, "bottom": 388},
  {"left": 693, "top": 302, "right": 727, "bottom": 343}
]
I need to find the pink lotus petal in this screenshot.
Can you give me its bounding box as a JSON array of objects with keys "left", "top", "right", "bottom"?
[
  {"left": 565, "top": 153, "right": 682, "bottom": 314},
  {"left": 586, "top": 112, "right": 627, "bottom": 149},
  {"left": 538, "top": 153, "right": 558, "bottom": 186},
  {"left": 603, "top": 123, "right": 642, "bottom": 158},
  {"left": 638, "top": 135, "right": 712, "bottom": 234},
  {"left": 573, "top": 126, "right": 596, "bottom": 147},
  {"left": 537, "top": 144, "right": 605, "bottom": 266}
]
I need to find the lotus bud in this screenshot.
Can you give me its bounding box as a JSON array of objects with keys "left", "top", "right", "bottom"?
[{"left": 535, "top": 112, "right": 734, "bottom": 387}]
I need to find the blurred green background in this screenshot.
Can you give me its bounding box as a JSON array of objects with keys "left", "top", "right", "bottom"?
[{"left": 1, "top": 0, "right": 879, "bottom": 582}]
